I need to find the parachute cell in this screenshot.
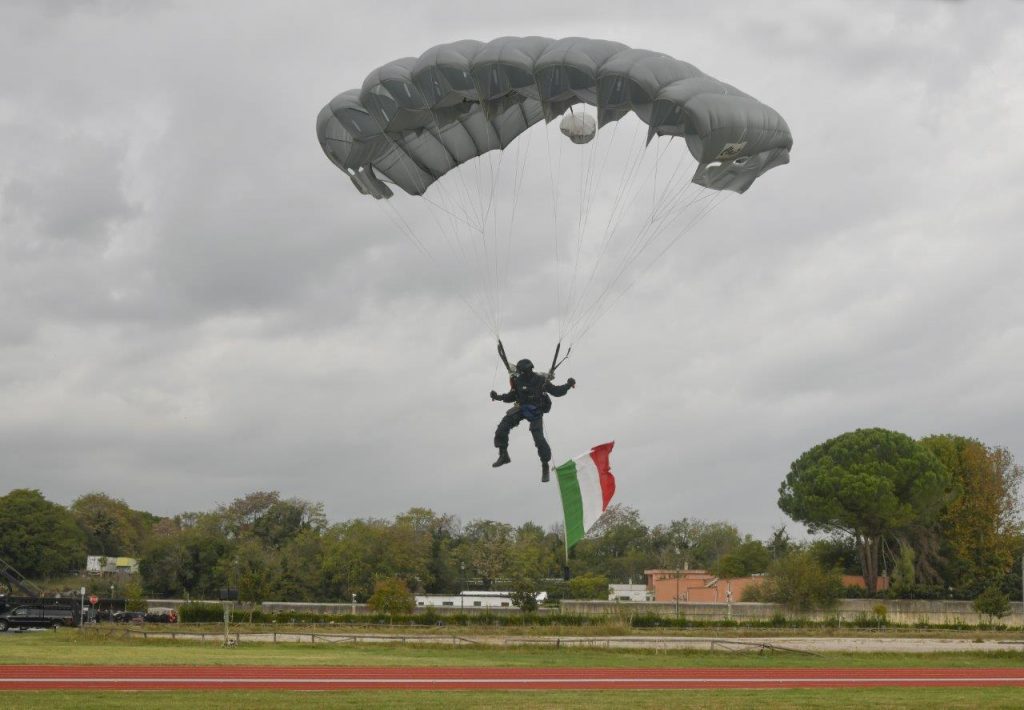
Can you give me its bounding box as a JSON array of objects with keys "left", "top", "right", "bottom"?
[{"left": 317, "top": 36, "right": 792, "bottom": 197}]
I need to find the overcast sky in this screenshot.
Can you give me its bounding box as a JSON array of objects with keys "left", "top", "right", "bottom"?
[{"left": 1, "top": 0, "right": 1022, "bottom": 539}]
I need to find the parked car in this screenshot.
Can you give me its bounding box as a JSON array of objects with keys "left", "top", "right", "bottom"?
[
  {"left": 112, "top": 610, "right": 146, "bottom": 624},
  {"left": 0, "top": 605, "right": 76, "bottom": 632},
  {"left": 145, "top": 608, "right": 178, "bottom": 623}
]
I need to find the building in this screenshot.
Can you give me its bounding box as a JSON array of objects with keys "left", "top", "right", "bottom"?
[
  {"left": 645, "top": 569, "right": 761, "bottom": 603},
  {"left": 85, "top": 556, "right": 140, "bottom": 575},
  {"left": 644, "top": 569, "right": 888, "bottom": 603},
  {"left": 415, "top": 590, "right": 548, "bottom": 609},
  {"left": 608, "top": 584, "right": 652, "bottom": 602}
]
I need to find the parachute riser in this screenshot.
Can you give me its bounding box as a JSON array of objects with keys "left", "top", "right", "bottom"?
[
  {"left": 546, "top": 342, "right": 571, "bottom": 382},
  {"left": 498, "top": 339, "right": 570, "bottom": 381},
  {"left": 497, "top": 339, "right": 514, "bottom": 376}
]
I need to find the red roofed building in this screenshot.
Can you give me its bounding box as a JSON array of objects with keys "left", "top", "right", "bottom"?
[{"left": 644, "top": 569, "right": 887, "bottom": 603}]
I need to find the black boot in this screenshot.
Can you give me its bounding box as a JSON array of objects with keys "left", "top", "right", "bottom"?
[
  {"left": 492, "top": 449, "right": 511, "bottom": 467},
  {"left": 541, "top": 461, "right": 550, "bottom": 483}
]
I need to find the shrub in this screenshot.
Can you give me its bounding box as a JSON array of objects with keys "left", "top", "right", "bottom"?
[
  {"left": 368, "top": 577, "right": 414, "bottom": 615},
  {"left": 566, "top": 574, "right": 609, "bottom": 600},
  {"left": 973, "top": 586, "right": 1011, "bottom": 624},
  {"left": 179, "top": 602, "right": 225, "bottom": 623},
  {"left": 758, "top": 551, "right": 843, "bottom": 612},
  {"left": 739, "top": 582, "right": 765, "bottom": 602},
  {"left": 509, "top": 578, "right": 540, "bottom": 612},
  {"left": 542, "top": 580, "right": 569, "bottom": 603}
]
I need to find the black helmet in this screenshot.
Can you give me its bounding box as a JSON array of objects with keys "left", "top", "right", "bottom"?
[{"left": 515, "top": 358, "right": 534, "bottom": 373}]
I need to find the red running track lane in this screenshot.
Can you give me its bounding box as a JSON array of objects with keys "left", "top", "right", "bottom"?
[{"left": 3, "top": 666, "right": 1024, "bottom": 691}]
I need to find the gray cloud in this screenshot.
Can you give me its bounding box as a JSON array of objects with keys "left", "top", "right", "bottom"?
[{"left": 1, "top": 0, "right": 1022, "bottom": 538}]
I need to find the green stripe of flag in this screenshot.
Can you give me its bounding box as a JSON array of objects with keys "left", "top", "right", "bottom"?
[{"left": 555, "top": 459, "right": 586, "bottom": 549}]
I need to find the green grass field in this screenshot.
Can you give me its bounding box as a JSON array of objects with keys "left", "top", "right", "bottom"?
[
  {"left": 2, "top": 629, "right": 1024, "bottom": 708},
  {"left": 3, "top": 688, "right": 1024, "bottom": 709}
]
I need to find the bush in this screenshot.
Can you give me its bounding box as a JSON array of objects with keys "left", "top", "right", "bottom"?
[
  {"left": 179, "top": 602, "right": 224, "bottom": 623},
  {"left": 740, "top": 582, "right": 765, "bottom": 602},
  {"left": 566, "top": 574, "right": 609, "bottom": 600},
  {"left": 368, "top": 577, "right": 414, "bottom": 615},
  {"left": 758, "top": 551, "right": 843, "bottom": 612},
  {"left": 542, "top": 580, "right": 569, "bottom": 603},
  {"left": 973, "top": 586, "right": 1011, "bottom": 623},
  {"left": 509, "top": 578, "right": 540, "bottom": 612}
]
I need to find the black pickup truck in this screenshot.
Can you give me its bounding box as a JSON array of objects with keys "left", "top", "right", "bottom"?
[{"left": 0, "top": 604, "right": 77, "bottom": 631}]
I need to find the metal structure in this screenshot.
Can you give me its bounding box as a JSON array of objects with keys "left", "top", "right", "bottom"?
[{"left": 0, "top": 557, "right": 42, "bottom": 598}]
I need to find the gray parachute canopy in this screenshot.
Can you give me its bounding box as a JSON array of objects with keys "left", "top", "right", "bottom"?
[{"left": 316, "top": 36, "right": 792, "bottom": 198}]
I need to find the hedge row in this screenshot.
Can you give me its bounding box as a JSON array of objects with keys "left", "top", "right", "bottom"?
[
  {"left": 177, "top": 603, "right": 601, "bottom": 627},
  {"left": 176, "top": 603, "right": 1013, "bottom": 631}
]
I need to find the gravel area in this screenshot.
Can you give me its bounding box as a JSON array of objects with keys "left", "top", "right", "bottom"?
[{"left": 118, "top": 629, "right": 1024, "bottom": 653}]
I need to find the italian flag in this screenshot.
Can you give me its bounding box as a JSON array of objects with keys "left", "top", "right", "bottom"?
[{"left": 555, "top": 441, "right": 616, "bottom": 550}]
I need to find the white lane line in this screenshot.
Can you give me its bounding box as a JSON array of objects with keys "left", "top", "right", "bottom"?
[{"left": 2, "top": 677, "right": 1024, "bottom": 685}]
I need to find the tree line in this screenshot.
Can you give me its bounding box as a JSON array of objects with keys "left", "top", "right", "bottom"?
[{"left": 1, "top": 430, "right": 1020, "bottom": 605}]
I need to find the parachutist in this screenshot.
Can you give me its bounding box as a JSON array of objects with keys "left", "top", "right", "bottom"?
[{"left": 491, "top": 358, "right": 576, "bottom": 482}]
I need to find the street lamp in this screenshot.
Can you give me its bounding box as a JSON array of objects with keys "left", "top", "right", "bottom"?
[
  {"left": 673, "top": 546, "right": 681, "bottom": 619},
  {"left": 460, "top": 562, "right": 466, "bottom": 611}
]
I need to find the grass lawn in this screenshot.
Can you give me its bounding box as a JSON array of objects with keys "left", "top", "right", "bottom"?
[
  {"left": 2, "top": 688, "right": 1024, "bottom": 709},
  {"left": 2, "top": 628, "right": 1024, "bottom": 668},
  {"left": 2, "top": 630, "right": 1023, "bottom": 708}
]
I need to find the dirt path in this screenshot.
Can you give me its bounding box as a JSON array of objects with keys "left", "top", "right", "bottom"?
[{"left": 109, "top": 629, "right": 1024, "bottom": 654}]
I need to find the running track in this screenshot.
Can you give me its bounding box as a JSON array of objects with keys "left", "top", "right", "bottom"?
[{"left": 2, "top": 666, "right": 1024, "bottom": 690}]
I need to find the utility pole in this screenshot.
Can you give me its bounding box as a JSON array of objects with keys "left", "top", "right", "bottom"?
[{"left": 674, "top": 548, "right": 681, "bottom": 620}]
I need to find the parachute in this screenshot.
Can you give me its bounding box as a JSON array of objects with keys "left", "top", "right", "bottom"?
[{"left": 317, "top": 36, "right": 792, "bottom": 344}]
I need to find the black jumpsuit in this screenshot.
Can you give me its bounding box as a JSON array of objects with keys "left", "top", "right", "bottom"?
[{"left": 493, "top": 371, "right": 573, "bottom": 463}]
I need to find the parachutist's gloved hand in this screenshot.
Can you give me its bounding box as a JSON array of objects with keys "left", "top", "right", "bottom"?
[
  {"left": 490, "top": 390, "right": 499, "bottom": 400},
  {"left": 567, "top": 378, "right": 576, "bottom": 387}
]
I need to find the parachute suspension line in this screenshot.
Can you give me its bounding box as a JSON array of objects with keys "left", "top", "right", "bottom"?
[
  {"left": 433, "top": 120, "right": 506, "bottom": 337},
  {"left": 375, "top": 198, "right": 497, "bottom": 337},
  {"left": 429, "top": 179, "right": 497, "bottom": 332},
  {"left": 479, "top": 141, "right": 508, "bottom": 338},
  {"left": 573, "top": 186, "right": 733, "bottom": 344},
  {"left": 579, "top": 114, "right": 619, "bottom": 243},
  {"left": 561, "top": 118, "right": 648, "bottom": 333},
  {"left": 565, "top": 136, "right": 717, "bottom": 343},
  {"left": 497, "top": 126, "right": 533, "bottom": 336},
  {"left": 568, "top": 177, "right": 704, "bottom": 340},
  {"left": 573, "top": 188, "right": 733, "bottom": 344},
  {"left": 419, "top": 161, "right": 499, "bottom": 332},
  {"left": 544, "top": 116, "right": 566, "bottom": 341},
  {"left": 446, "top": 127, "right": 506, "bottom": 331},
  {"left": 572, "top": 106, "right": 603, "bottom": 278},
  {"left": 573, "top": 113, "right": 623, "bottom": 303},
  {"left": 374, "top": 114, "right": 504, "bottom": 335},
  {"left": 372, "top": 129, "right": 491, "bottom": 332},
  {"left": 650, "top": 141, "right": 693, "bottom": 221},
  {"left": 563, "top": 117, "right": 631, "bottom": 339}
]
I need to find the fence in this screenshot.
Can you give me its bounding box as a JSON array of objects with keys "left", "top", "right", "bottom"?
[{"left": 142, "top": 597, "right": 1024, "bottom": 627}]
